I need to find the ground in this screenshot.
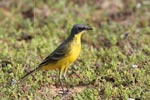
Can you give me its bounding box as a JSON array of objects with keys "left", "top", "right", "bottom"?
[{"left": 0, "top": 0, "right": 150, "bottom": 100}]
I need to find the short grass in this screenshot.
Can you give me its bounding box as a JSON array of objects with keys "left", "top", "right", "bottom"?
[{"left": 0, "top": 0, "right": 150, "bottom": 100}]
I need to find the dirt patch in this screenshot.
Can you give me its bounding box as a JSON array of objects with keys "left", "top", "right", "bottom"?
[{"left": 39, "top": 85, "right": 87, "bottom": 99}]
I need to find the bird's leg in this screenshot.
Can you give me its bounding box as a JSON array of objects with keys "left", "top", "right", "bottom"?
[
  {"left": 63, "top": 67, "right": 70, "bottom": 92},
  {"left": 63, "top": 74, "right": 70, "bottom": 92},
  {"left": 59, "top": 69, "right": 65, "bottom": 93}
]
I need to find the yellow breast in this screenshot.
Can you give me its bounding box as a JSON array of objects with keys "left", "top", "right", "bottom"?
[{"left": 62, "top": 33, "right": 82, "bottom": 66}]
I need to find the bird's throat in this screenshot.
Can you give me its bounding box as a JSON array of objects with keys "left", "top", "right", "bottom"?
[{"left": 73, "top": 32, "right": 83, "bottom": 44}]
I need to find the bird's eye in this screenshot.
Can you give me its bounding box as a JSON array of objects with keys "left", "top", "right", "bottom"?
[{"left": 78, "top": 27, "right": 85, "bottom": 30}]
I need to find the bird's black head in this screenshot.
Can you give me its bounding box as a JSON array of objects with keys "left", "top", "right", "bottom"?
[{"left": 71, "top": 24, "right": 93, "bottom": 35}]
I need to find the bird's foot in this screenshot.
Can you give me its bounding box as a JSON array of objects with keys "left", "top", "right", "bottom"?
[{"left": 59, "top": 88, "right": 70, "bottom": 96}]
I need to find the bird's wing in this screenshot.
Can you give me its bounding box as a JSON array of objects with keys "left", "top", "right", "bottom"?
[
  {"left": 38, "top": 43, "right": 68, "bottom": 67},
  {"left": 20, "top": 43, "right": 68, "bottom": 81}
]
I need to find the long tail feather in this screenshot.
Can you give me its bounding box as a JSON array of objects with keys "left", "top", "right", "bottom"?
[{"left": 20, "top": 67, "right": 39, "bottom": 81}]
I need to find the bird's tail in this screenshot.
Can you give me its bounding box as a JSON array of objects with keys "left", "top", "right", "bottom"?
[{"left": 20, "top": 67, "right": 39, "bottom": 81}]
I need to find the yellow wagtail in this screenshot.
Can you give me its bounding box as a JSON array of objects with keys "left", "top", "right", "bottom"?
[{"left": 21, "top": 24, "right": 92, "bottom": 91}]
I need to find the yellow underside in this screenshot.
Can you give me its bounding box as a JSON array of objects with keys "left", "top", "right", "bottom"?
[{"left": 40, "top": 32, "right": 83, "bottom": 71}]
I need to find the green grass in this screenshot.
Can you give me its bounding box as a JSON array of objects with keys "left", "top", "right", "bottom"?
[{"left": 0, "top": 0, "right": 150, "bottom": 99}]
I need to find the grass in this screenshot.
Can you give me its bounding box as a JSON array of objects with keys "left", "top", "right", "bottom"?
[{"left": 0, "top": 0, "right": 150, "bottom": 99}]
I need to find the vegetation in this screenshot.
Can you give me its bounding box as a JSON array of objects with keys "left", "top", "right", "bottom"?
[{"left": 0, "top": 0, "right": 150, "bottom": 99}]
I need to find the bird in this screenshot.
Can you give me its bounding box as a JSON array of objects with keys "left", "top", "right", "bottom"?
[{"left": 20, "top": 24, "right": 93, "bottom": 92}]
